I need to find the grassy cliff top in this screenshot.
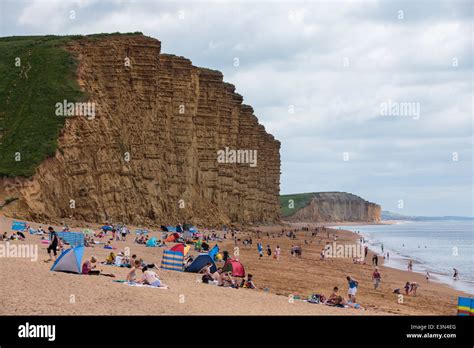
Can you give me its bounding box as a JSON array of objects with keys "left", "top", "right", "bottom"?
[
  {"left": 0, "top": 33, "right": 142, "bottom": 177},
  {"left": 280, "top": 191, "right": 376, "bottom": 217},
  {"left": 280, "top": 192, "right": 315, "bottom": 217}
]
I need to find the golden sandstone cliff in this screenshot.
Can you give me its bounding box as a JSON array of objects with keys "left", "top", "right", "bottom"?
[
  {"left": 284, "top": 192, "right": 382, "bottom": 223},
  {"left": 1, "top": 35, "right": 281, "bottom": 226}
]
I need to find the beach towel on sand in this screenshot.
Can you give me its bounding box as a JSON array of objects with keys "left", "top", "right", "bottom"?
[{"left": 118, "top": 281, "right": 167, "bottom": 289}]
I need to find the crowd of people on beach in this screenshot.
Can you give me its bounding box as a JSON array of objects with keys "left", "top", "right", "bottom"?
[{"left": 2, "top": 220, "right": 465, "bottom": 313}]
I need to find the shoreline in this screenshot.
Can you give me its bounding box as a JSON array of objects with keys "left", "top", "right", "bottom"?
[{"left": 329, "top": 222, "right": 474, "bottom": 295}]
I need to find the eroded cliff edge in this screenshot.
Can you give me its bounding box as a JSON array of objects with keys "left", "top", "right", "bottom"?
[
  {"left": 1, "top": 34, "right": 281, "bottom": 226},
  {"left": 282, "top": 192, "right": 381, "bottom": 223}
]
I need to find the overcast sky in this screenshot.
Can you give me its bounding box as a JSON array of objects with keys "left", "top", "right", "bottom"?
[{"left": 1, "top": 0, "right": 473, "bottom": 216}]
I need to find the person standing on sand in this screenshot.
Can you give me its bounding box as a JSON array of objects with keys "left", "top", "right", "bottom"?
[
  {"left": 372, "top": 254, "right": 378, "bottom": 266},
  {"left": 408, "top": 260, "right": 413, "bottom": 272},
  {"left": 257, "top": 243, "right": 263, "bottom": 258},
  {"left": 372, "top": 267, "right": 381, "bottom": 290},
  {"left": 425, "top": 271, "right": 430, "bottom": 282},
  {"left": 45, "top": 227, "right": 59, "bottom": 261},
  {"left": 275, "top": 245, "right": 281, "bottom": 260},
  {"left": 404, "top": 281, "right": 411, "bottom": 295},
  {"left": 120, "top": 225, "right": 128, "bottom": 241},
  {"left": 346, "top": 276, "right": 359, "bottom": 303},
  {"left": 409, "top": 282, "right": 419, "bottom": 296},
  {"left": 364, "top": 246, "right": 368, "bottom": 259}
]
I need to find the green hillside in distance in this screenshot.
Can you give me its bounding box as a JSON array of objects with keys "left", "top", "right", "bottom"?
[{"left": 280, "top": 192, "right": 315, "bottom": 217}]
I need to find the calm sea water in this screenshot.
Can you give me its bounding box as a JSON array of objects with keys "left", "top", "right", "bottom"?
[{"left": 334, "top": 220, "right": 474, "bottom": 294}]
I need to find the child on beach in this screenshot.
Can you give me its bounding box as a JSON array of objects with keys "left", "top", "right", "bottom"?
[
  {"left": 257, "top": 243, "right": 263, "bottom": 258},
  {"left": 223, "top": 272, "right": 238, "bottom": 288},
  {"left": 82, "top": 256, "right": 115, "bottom": 277},
  {"left": 240, "top": 274, "right": 256, "bottom": 289},
  {"left": 126, "top": 260, "right": 142, "bottom": 282},
  {"left": 199, "top": 262, "right": 214, "bottom": 283},
  {"left": 404, "top": 281, "right": 411, "bottom": 295},
  {"left": 346, "top": 276, "right": 359, "bottom": 303},
  {"left": 275, "top": 245, "right": 281, "bottom": 260},
  {"left": 408, "top": 260, "right": 413, "bottom": 272},
  {"left": 425, "top": 271, "right": 430, "bottom": 282},
  {"left": 372, "top": 267, "right": 381, "bottom": 290},
  {"left": 212, "top": 268, "right": 224, "bottom": 286},
  {"left": 105, "top": 252, "right": 116, "bottom": 265},
  {"left": 266, "top": 244, "right": 272, "bottom": 257},
  {"left": 326, "top": 287, "right": 342, "bottom": 306},
  {"left": 409, "top": 282, "right": 419, "bottom": 296}
]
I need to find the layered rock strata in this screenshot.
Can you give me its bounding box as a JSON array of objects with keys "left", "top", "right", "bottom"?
[{"left": 0, "top": 35, "right": 281, "bottom": 226}]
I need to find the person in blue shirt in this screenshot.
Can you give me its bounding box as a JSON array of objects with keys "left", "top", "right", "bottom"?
[{"left": 346, "top": 276, "right": 359, "bottom": 303}]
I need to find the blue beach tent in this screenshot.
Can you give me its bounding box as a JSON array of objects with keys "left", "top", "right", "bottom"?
[
  {"left": 208, "top": 244, "right": 219, "bottom": 261},
  {"left": 50, "top": 246, "right": 84, "bottom": 273},
  {"left": 184, "top": 254, "right": 217, "bottom": 273}
]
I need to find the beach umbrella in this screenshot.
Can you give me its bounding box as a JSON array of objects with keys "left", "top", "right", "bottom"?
[
  {"left": 102, "top": 225, "right": 113, "bottom": 231},
  {"left": 82, "top": 229, "right": 94, "bottom": 235}
]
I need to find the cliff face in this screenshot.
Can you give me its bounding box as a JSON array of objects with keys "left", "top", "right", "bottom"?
[
  {"left": 1, "top": 35, "right": 281, "bottom": 226},
  {"left": 284, "top": 192, "right": 381, "bottom": 223}
]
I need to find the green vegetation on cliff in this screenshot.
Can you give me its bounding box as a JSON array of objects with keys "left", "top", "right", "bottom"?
[
  {"left": 0, "top": 33, "right": 143, "bottom": 177},
  {"left": 0, "top": 36, "right": 84, "bottom": 176},
  {"left": 280, "top": 192, "right": 314, "bottom": 217}
]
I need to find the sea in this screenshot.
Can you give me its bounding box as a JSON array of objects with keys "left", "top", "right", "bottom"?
[{"left": 334, "top": 220, "right": 474, "bottom": 295}]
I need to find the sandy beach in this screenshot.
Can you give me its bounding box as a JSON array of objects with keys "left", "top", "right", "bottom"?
[{"left": 0, "top": 214, "right": 468, "bottom": 315}]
